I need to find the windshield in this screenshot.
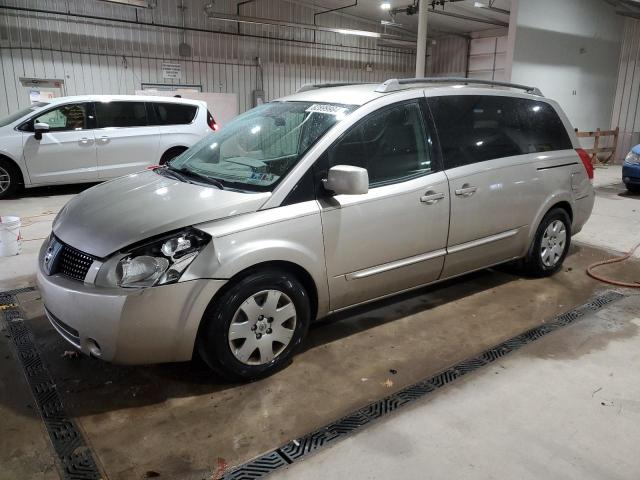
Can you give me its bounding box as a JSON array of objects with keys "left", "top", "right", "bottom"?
[
  {"left": 168, "top": 101, "right": 356, "bottom": 191},
  {"left": 0, "top": 102, "right": 48, "bottom": 128}
]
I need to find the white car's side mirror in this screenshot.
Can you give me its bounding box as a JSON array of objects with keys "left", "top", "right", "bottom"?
[
  {"left": 34, "top": 122, "right": 50, "bottom": 140},
  {"left": 323, "top": 165, "right": 369, "bottom": 195}
]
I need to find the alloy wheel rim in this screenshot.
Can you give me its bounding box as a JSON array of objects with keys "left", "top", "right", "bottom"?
[
  {"left": 228, "top": 289, "right": 297, "bottom": 366},
  {"left": 540, "top": 220, "right": 567, "bottom": 267},
  {"left": 0, "top": 166, "right": 10, "bottom": 193}
]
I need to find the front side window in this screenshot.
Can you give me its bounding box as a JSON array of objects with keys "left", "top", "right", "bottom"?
[
  {"left": 169, "top": 101, "right": 356, "bottom": 191},
  {"left": 326, "top": 101, "right": 433, "bottom": 187},
  {"left": 33, "top": 103, "right": 90, "bottom": 131},
  {"left": 428, "top": 95, "right": 573, "bottom": 169},
  {"left": 95, "top": 101, "right": 148, "bottom": 128},
  {"left": 153, "top": 103, "right": 197, "bottom": 125}
]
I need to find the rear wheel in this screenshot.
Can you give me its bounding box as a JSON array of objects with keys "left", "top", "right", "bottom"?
[
  {"left": 197, "top": 269, "right": 311, "bottom": 381},
  {"left": 521, "top": 208, "right": 571, "bottom": 277},
  {"left": 0, "top": 159, "right": 22, "bottom": 199}
]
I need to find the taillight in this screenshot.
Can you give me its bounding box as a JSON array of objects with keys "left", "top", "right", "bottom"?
[
  {"left": 576, "top": 148, "right": 594, "bottom": 180},
  {"left": 207, "top": 111, "right": 219, "bottom": 131}
]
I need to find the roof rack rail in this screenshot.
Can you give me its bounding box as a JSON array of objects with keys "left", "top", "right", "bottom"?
[
  {"left": 296, "top": 82, "right": 372, "bottom": 93},
  {"left": 375, "top": 77, "right": 543, "bottom": 96}
]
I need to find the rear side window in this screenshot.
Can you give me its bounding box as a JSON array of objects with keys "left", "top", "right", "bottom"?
[
  {"left": 95, "top": 101, "right": 148, "bottom": 128},
  {"left": 327, "top": 101, "right": 434, "bottom": 187},
  {"left": 153, "top": 103, "right": 197, "bottom": 125},
  {"left": 428, "top": 95, "right": 572, "bottom": 169}
]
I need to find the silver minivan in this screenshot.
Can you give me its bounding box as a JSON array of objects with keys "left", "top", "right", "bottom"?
[{"left": 37, "top": 79, "right": 595, "bottom": 380}]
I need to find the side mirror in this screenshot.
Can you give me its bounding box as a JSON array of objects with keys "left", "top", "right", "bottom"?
[
  {"left": 34, "top": 122, "right": 50, "bottom": 140},
  {"left": 323, "top": 165, "right": 369, "bottom": 195}
]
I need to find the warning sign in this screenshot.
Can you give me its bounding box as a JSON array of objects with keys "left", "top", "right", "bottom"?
[{"left": 162, "top": 62, "right": 182, "bottom": 80}]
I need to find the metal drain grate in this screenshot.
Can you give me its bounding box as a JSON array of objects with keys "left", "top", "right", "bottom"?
[
  {"left": 221, "top": 290, "right": 625, "bottom": 479},
  {"left": 0, "top": 290, "right": 102, "bottom": 480}
]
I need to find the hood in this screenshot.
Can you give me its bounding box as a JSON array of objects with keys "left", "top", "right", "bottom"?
[
  {"left": 632, "top": 144, "right": 640, "bottom": 155},
  {"left": 53, "top": 170, "right": 270, "bottom": 258}
]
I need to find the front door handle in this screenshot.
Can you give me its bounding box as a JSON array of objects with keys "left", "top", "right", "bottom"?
[
  {"left": 455, "top": 184, "right": 477, "bottom": 197},
  {"left": 79, "top": 137, "right": 92, "bottom": 145},
  {"left": 98, "top": 136, "right": 109, "bottom": 143},
  {"left": 420, "top": 191, "right": 445, "bottom": 205}
]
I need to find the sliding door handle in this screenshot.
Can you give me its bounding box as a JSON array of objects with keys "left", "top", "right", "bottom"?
[
  {"left": 455, "top": 185, "right": 477, "bottom": 197},
  {"left": 420, "top": 191, "right": 445, "bottom": 205}
]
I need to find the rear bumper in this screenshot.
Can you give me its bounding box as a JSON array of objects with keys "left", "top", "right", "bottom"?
[
  {"left": 37, "top": 261, "right": 226, "bottom": 364},
  {"left": 572, "top": 189, "right": 595, "bottom": 235}
]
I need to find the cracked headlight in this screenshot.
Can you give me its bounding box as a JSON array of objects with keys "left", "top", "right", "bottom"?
[
  {"left": 114, "top": 229, "right": 210, "bottom": 288},
  {"left": 625, "top": 151, "right": 640, "bottom": 165}
]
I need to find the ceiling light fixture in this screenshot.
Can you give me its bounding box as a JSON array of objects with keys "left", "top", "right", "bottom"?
[
  {"left": 380, "top": 2, "right": 392, "bottom": 10},
  {"left": 334, "top": 28, "right": 381, "bottom": 38}
]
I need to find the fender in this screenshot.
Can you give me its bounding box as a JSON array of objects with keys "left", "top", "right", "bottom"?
[
  {"left": 191, "top": 201, "right": 331, "bottom": 318},
  {"left": 524, "top": 190, "right": 574, "bottom": 257},
  {"left": 0, "top": 143, "right": 31, "bottom": 187}
]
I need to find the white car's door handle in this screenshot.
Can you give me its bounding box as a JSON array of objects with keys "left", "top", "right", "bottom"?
[
  {"left": 420, "top": 192, "right": 445, "bottom": 205},
  {"left": 80, "top": 137, "right": 92, "bottom": 144},
  {"left": 455, "top": 185, "right": 477, "bottom": 197},
  {"left": 98, "top": 136, "right": 109, "bottom": 143}
]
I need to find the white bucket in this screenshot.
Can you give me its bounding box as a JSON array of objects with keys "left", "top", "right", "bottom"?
[{"left": 0, "top": 216, "right": 22, "bottom": 257}]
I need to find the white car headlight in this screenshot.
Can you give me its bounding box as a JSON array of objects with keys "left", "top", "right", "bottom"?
[
  {"left": 625, "top": 151, "right": 640, "bottom": 165},
  {"left": 114, "top": 229, "right": 210, "bottom": 288}
]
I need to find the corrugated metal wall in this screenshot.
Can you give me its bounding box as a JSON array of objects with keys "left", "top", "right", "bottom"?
[
  {"left": 612, "top": 17, "right": 640, "bottom": 161},
  {"left": 0, "top": 0, "right": 416, "bottom": 117},
  {"left": 428, "top": 35, "right": 467, "bottom": 77}
]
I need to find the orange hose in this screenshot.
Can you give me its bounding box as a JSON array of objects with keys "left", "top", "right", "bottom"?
[{"left": 586, "top": 242, "right": 640, "bottom": 288}]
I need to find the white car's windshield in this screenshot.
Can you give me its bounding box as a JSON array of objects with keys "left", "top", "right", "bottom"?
[
  {"left": 168, "top": 101, "right": 356, "bottom": 191},
  {"left": 0, "top": 102, "right": 48, "bottom": 128}
]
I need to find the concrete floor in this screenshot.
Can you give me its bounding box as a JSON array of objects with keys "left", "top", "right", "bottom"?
[
  {"left": 0, "top": 166, "right": 639, "bottom": 479},
  {"left": 276, "top": 293, "right": 640, "bottom": 480}
]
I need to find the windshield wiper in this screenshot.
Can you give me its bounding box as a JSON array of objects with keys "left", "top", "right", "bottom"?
[{"left": 166, "top": 165, "right": 224, "bottom": 190}]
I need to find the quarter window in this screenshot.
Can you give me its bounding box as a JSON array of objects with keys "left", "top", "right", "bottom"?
[
  {"left": 428, "top": 95, "right": 573, "bottom": 169},
  {"left": 152, "top": 103, "right": 198, "bottom": 125},
  {"left": 94, "top": 101, "right": 148, "bottom": 128},
  {"left": 33, "top": 103, "right": 91, "bottom": 131},
  {"left": 327, "top": 101, "right": 433, "bottom": 187}
]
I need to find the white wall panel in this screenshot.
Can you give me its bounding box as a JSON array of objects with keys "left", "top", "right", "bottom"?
[
  {"left": 468, "top": 35, "right": 506, "bottom": 81},
  {"left": 612, "top": 18, "right": 640, "bottom": 161},
  {"left": 0, "top": 0, "right": 415, "bottom": 117}
]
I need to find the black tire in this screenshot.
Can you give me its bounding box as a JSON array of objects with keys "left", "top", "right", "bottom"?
[
  {"left": 626, "top": 184, "right": 640, "bottom": 194},
  {"left": 0, "top": 158, "right": 22, "bottom": 199},
  {"left": 197, "top": 269, "right": 311, "bottom": 381},
  {"left": 159, "top": 147, "right": 187, "bottom": 165},
  {"left": 521, "top": 208, "right": 572, "bottom": 277}
]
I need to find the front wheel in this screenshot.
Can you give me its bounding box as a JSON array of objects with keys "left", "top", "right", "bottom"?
[
  {"left": 521, "top": 208, "right": 572, "bottom": 277},
  {"left": 0, "top": 159, "right": 22, "bottom": 199},
  {"left": 197, "top": 269, "right": 311, "bottom": 381}
]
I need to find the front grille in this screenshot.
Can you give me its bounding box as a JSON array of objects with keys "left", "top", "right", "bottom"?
[{"left": 52, "top": 239, "right": 96, "bottom": 281}]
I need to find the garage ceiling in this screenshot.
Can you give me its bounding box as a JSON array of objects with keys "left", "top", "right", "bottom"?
[{"left": 308, "top": 0, "right": 511, "bottom": 36}]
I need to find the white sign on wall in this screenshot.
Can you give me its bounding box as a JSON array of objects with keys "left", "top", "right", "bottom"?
[{"left": 162, "top": 62, "right": 182, "bottom": 80}]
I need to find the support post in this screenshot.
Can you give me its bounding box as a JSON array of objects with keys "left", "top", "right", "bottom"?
[{"left": 415, "top": 0, "right": 428, "bottom": 78}]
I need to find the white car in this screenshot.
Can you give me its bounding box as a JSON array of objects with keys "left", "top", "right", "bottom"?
[{"left": 0, "top": 95, "right": 218, "bottom": 199}]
